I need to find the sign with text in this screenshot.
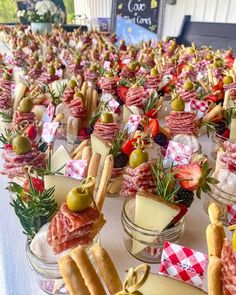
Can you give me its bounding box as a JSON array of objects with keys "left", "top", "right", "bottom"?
[{"left": 112, "top": 0, "right": 164, "bottom": 44}]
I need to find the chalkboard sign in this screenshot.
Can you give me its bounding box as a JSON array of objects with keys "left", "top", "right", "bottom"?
[{"left": 111, "top": 0, "right": 165, "bottom": 44}]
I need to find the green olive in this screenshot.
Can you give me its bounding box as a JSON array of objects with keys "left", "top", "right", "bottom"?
[
  {"left": 101, "top": 112, "right": 113, "bottom": 123},
  {"left": 3, "top": 72, "right": 11, "bottom": 81},
  {"left": 68, "top": 79, "right": 78, "bottom": 89},
  {"left": 19, "top": 97, "right": 33, "bottom": 113},
  {"left": 48, "top": 65, "right": 55, "bottom": 75},
  {"left": 66, "top": 187, "right": 92, "bottom": 212},
  {"left": 150, "top": 67, "right": 158, "bottom": 77},
  {"left": 223, "top": 75, "right": 233, "bottom": 85},
  {"left": 12, "top": 136, "right": 32, "bottom": 155},
  {"left": 184, "top": 80, "right": 194, "bottom": 91},
  {"left": 129, "top": 148, "right": 149, "bottom": 169}
]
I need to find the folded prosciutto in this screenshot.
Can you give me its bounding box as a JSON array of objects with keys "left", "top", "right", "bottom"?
[
  {"left": 13, "top": 111, "right": 35, "bottom": 128},
  {"left": 47, "top": 203, "right": 105, "bottom": 254},
  {"left": 0, "top": 79, "right": 12, "bottom": 110},
  {"left": 1, "top": 147, "right": 46, "bottom": 178}
]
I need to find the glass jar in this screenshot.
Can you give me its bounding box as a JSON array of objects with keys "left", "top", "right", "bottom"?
[
  {"left": 211, "top": 132, "right": 227, "bottom": 159},
  {"left": 121, "top": 197, "right": 185, "bottom": 263},
  {"left": 203, "top": 185, "right": 236, "bottom": 226},
  {"left": 26, "top": 235, "right": 100, "bottom": 295}
]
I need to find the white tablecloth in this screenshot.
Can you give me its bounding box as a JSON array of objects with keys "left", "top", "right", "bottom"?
[{"left": 0, "top": 134, "right": 219, "bottom": 295}]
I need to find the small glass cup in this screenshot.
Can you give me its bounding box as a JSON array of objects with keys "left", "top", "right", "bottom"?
[
  {"left": 26, "top": 235, "right": 100, "bottom": 295},
  {"left": 211, "top": 132, "right": 227, "bottom": 159},
  {"left": 121, "top": 197, "right": 185, "bottom": 263},
  {"left": 107, "top": 167, "right": 125, "bottom": 197},
  {"left": 203, "top": 185, "right": 236, "bottom": 226}
]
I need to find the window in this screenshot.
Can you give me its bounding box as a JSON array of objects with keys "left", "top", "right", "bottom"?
[{"left": 0, "top": 0, "right": 75, "bottom": 24}]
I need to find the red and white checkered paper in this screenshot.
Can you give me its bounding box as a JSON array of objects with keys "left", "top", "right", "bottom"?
[
  {"left": 42, "top": 122, "right": 59, "bottom": 143},
  {"left": 227, "top": 204, "right": 236, "bottom": 225},
  {"left": 164, "top": 140, "right": 193, "bottom": 168},
  {"left": 103, "top": 61, "right": 111, "bottom": 70},
  {"left": 42, "top": 103, "right": 55, "bottom": 123},
  {"left": 65, "top": 159, "right": 87, "bottom": 180},
  {"left": 108, "top": 99, "right": 120, "bottom": 112},
  {"left": 190, "top": 99, "right": 208, "bottom": 118},
  {"left": 159, "top": 241, "right": 208, "bottom": 288},
  {"left": 125, "top": 114, "right": 142, "bottom": 133}
]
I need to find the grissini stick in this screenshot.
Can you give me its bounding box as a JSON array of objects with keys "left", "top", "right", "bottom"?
[
  {"left": 53, "top": 113, "right": 64, "bottom": 123},
  {"left": 96, "top": 154, "right": 114, "bottom": 212},
  {"left": 202, "top": 105, "right": 222, "bottom": 123},
  {"left": 81, "top": 81, "right": 88, "bottom": 97},
  {"left": 71, "top": 139, "right": 90, "bottom": 158},
  {"left": 59, "top": 256, "right": 91, "bottom": 295},
  {"left": 92, "top": 244, "right": 122, "bottom": 295},
  {"left": 206, "top": 223, "right": 223, "bottom": 258},
  {"left": 208, "top": 203, "right": 221, "bottom": 224},
  {"left": 81, "top": 146, "right": 92, "bottom": 166},
  {"left": 90, "top": 90, "right": 98, "bottom": 117},
  {"left": 208, "top": 256, "right": 222, "bottom": 295},
  {"left": 71, "top": 246, "right": 106, "bottom": 295},
  {"left": 87, "top": 152, "right": 101, "bottom": 178}
]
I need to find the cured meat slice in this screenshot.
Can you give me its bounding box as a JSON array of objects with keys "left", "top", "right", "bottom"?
[
  {"left": 62, "top": 88, "right": 75, "bottom": 105},
  {"left": 99, "top": 77, "right": 116, "bottom": 95},
  {"left": 126, "top": 86, "right": 145, "bottom": 108},
  {"left": 37, "top": 72, "right": 59, "bottom": 84},
  {"left": 12, "top": 111, "right": 35, "bottom": 128},
  {"left": 0, "top": 79, "right": 12, "bottom": 109},
  {"left": 221, "top": 239, "right": 236, "bottom": 295},
  {"left": 144, "top": 76, "right": 160, "bottom": 90},
  {"left": 68, "top": 98, "right": 86, "bottom": 118},
  {"left": 166, "top": 111, "right": 196, "bottom": 135},
  {"left": 47, "top": 203, "right": 105, "bottom": 254},
  {"left": 93, "top": 122, "right": 120, "bottom": 142}
]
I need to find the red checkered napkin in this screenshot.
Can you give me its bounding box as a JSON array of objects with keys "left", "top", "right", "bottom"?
[
  {"left": 190, "top": 99, "right": 208, "bottom": 118},
  {"left": 125, "top": 114, "right": 142, "bottom": 133},
  {"left": 65, "top": 159, "right": 87, "bottom": 180},
  {"left": 42, "top": 103, "right": 55, "bottom": 122},
  {"left": 159, "top": 241, "right": 207, "bottom": 288},
  {"left": 42, "top": 122, "right": 59, "bottom": 143},
  {"left": 164, "top": 140, "right": 193, "bottom": 168},
  {"left": 227, "top": 204, "right": 236, "bottom": 225}
]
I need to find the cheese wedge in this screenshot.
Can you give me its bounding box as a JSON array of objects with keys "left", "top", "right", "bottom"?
[
  {"left": 230, "top": 118, "right": 236, "bottom": 141},
  {"left": 44, "top": 175, "right": 81, "bottom": 206},
  {"left": 132, "top": 192, "right": 180, "bottom": 254},
  {"left": 13, "top": 82, "right": 27, "bottom": 111},
  {"left": 51, "top": 145, "right": 71, "bottom": 174},
  {"left": 32, "top": 105, "right": 46, "bottom": 121},
  {"left": 139, "top": 274, "right": 207, "bottom": 295},
  {"left": 128, "top": 106, "right": 144, "bottom": 115},
  {"left": 123, "top": 105, "right": 133, "bottom": 124},
  {"left": 91, "top": 134, "right": 110, "bottom": 172}
]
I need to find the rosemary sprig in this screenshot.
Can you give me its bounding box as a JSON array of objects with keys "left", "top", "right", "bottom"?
[
  {"left": 223, "top": 107, "right": 236, "bottom": 126},
  {"left": 203, "top": 121, "right": 216, "bottom": 137},
  {"left": 110, "top": 130, "right": 128, "bottom": 158},
  {"left": 151, "top": 157, "right": 180, "bottom": 202},
  {"left": 0, "top": 128, "right": 16, "bottom": 145},
  {"left": 8, "top": 181, "right": 57, "bottom": 240},
  {"left": 0, "top": 110, "right": 13, "bottom": 123},
  {"left": 145, "top": 90, "right": 160, "bottom": 113},
  {"left": 47, "top": 82, "right": 67, "bottom": 106}
]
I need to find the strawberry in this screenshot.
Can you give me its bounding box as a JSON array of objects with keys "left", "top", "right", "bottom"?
[
  {"left": 25, "top": 125, "right": 37, "bottom": 141},
  {"left": 121, "top": 138, "right": 137, "bottom": 156},
  {"left": 224, "top": 55, "right": 234, "bottom": 68},
  {"left": 4, "top": 144, "right": 12, "bottom": 150},
  {"left": 212, "top": 80, "right": 223, "bottom": 92},
  {"left": 174, "top": 162, "right": 218, "bottom": 198},
  {"left": 22, "top": 177, "right": 44, "bottom": 201},
  {"left": 145, "top": 109, "right": 158, "bottom": 119},
  {"left": 144, "top": 119, "right": 159, "bottom": 137},
  {"left": 117, "top": 86, "right": 128, "bottom": 102}
]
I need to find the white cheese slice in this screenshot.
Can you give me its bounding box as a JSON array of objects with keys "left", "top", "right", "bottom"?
[
  {"left": 128, "top": 106, "right": 144, "bottom": 116},
  {"left": 230, "top": 118, "right": 236, "bottom": 141},
  {"left": 91, "top": 134, "right": 110, "bottom": 172},
  {"left": 123, "top": 105, "right": 133, "bottom": 124},
  {"left": 132, "top": 192, "right": 180, "bottom": 255},
  {"left": 55, "top": 103, "right": 70, "bottom": 124},
  {"left": 44, "top": 175, "right": 81, "bottom": 206},
  {"left": 139, "top": 273, "right": 207, "bottom": 295},
  {"left": 51, "top": 145, "right": 71, "bottom": 174},
  {"left": 32, "top": 105, "right": 46, "bottom": 121},
  {"left": 13, "top": 82, "right": 27, "bottom": 111}
]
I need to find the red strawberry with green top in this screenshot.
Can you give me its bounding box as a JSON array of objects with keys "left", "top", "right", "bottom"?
[
  {"left": 144, "top": 119, "right": 159, "bottom": 137},
  {"left": 174, "top": 162, "right": 218, "bottom": 198},
  {"left": 145, "top": 109, "right": 158, "bottom": 119},
  {"left": 122, "top": 138, "right": 137, "bottom": 156},
  {"left": 21, "top": 177, "right": 44, "bottom": 201},
  {"left": 25, "top": 125, "right": 37, "bottom": 141},
  {"left": 117, "top": 86, "right": 128, "bottom": 102}
]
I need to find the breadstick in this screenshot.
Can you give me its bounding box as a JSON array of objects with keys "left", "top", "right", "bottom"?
[
  {"left": 96, "top": 154, "right": 114, "bottom": 211},
  {"left": 92, "top": 244, "right": 122, "bottom": 295},
  {"left": 71, "top": 246, "right": 106, "bottom": 295},
  {"left": 206, "top": 224, "right": 223, "bottom": 258},
  {"left": 53, "top": 113, "right": 64, "bottom": 122},
  {"left": 67, "top": 116, "right": 81, "bottom": 139},
  {"left": 59, "top": 256, "right": 91, "bottom": 295},
  {"left": 90, "top": 90, "right": 98, "bottom": 117},
  {"left": 82, "top": 146, "right": 92, "bottom": 165},
  {"left": 86, "top": 86, "right": 93, "bottom": 113},
  {"left": 108, "top": 175, "right": 123, "bottom": 194},
  {"left": 87, "top": 153, "right": 101, "bottom": 178},
  {"left": 71, "top": 139, "right": 90, "bottom": 158},
  {"left": 202, "top": 105, "right": 222, "bottom": 123},
  {"left": 208, "top": 203, "right": 221, "bottom": 224},
  {"left": 208, "top": 256, "right": 222, "bottom": 295},
  {"left": 81, "top": 81, "right": 88, "bottom": 97}
]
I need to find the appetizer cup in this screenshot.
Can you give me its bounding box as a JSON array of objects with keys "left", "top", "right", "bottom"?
[
  {"left": 26, "top": 235, "right": 100, "bottom": 295},
  {"left": 121, "top": 197, "right": 185, "bottom": 263},
  {"left": 211, "top": 132, "right": 228, "bottom": 159},
  {"left": 203, "top": 185, "right": 236, "bottom": 226}
]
